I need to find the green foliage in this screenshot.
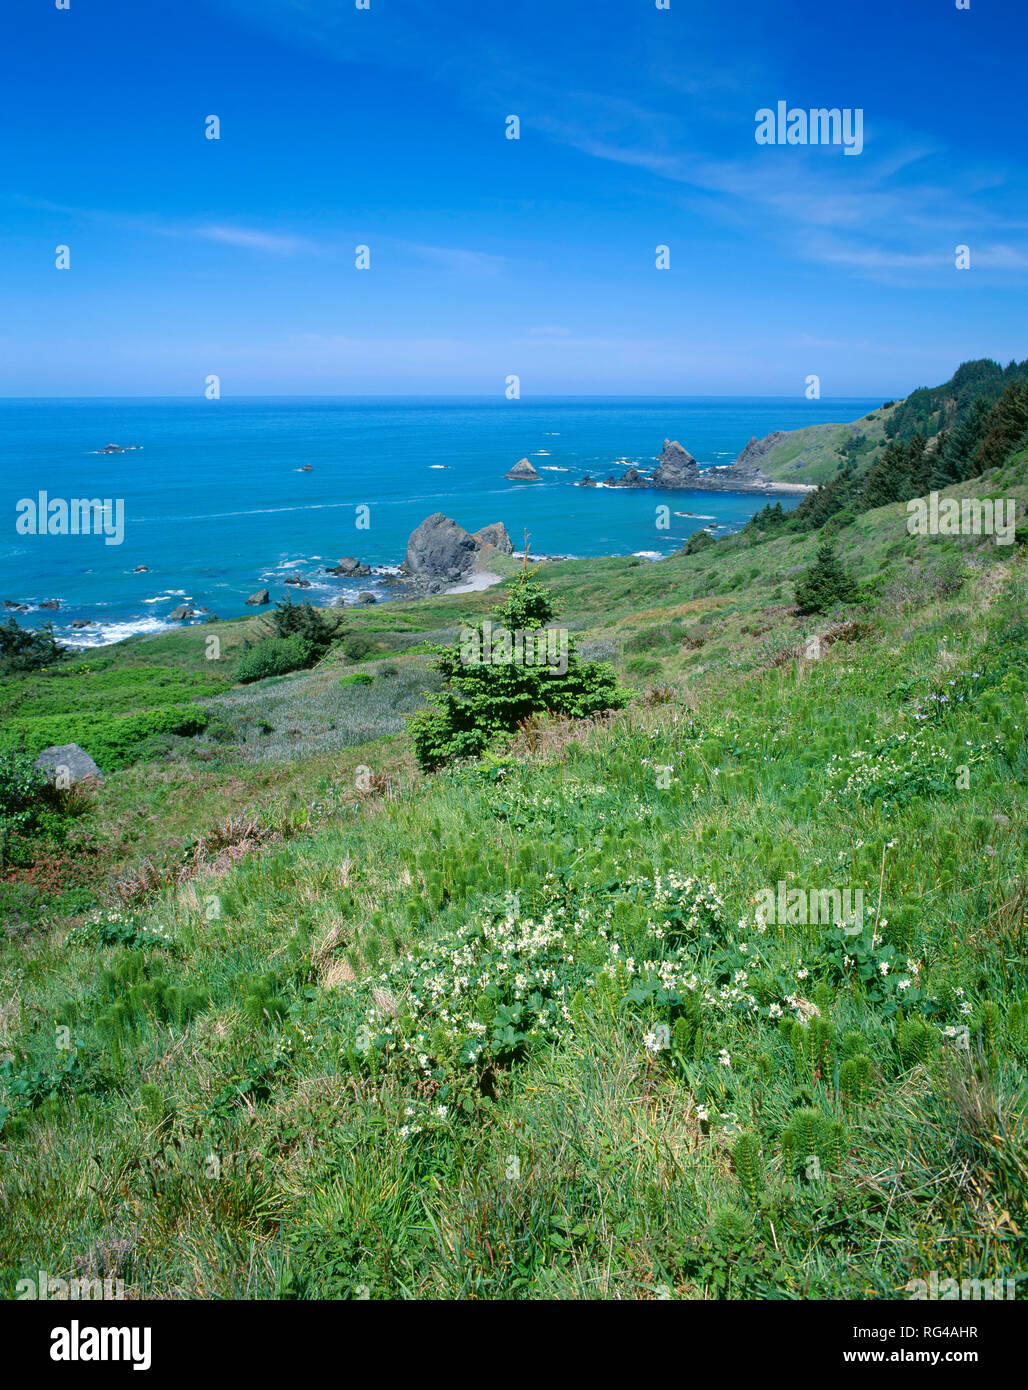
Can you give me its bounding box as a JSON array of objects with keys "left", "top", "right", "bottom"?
[
  {"left": 0, "top": 748, "right": 81, "bottom": 866},
  {"left": 782, "top": 1108, "right": 845, "bottom": 1177},
  {"left": 624, "top": 625, "right": 672, "bottom": 654},
  {"left": 65, "top": 913, "right": 176, "bottom": 952},
  {"left": 338, "top": 671, "right": 374, "bottom": 687},
  {"left": 794, "top": 544, "right": 859, "bottom": 614},
  {"left": 269, "top": 598, "right": 339, "bottom": 659},
  {"left": 0, "top": 748, "right": 48, "bottom": 823},
  {"left": 824, "top": 726, "right": 999, "bottom": 814},
  {"left": 342, "top": 634, "right": 377, "bottom": 661},
  {"left": 897, "top": 1017, "right": 935, "bottom": 1069},
  {"left": 239, "top": 972, "right": 292, "bottom": 1028},
  {"left": 0, "top": 618, "right": 67, "bottom": 675},
  {"left": 886, "top": 358, "right": 1028, "bottom": 444},
  {"left": 682, "top": 529, "right": 716, "bottom": 555},
  {"left": 0, "top": 461, "right": 1025, "bottom": 1301},
  {"left": 0, "top": 705, "right": 209, "bottom": 769},
  {"left": 625, "top": 657, "right": 662, "bottom": 679},
  {"left": 90, "top": 950, "right": 208, "bottom": 1063},
  {"left": 408, "top": 575, "right": 632, "bottom": 771},
  {"left": 791, "top": 1015, "right": 834, "bottom": 1081},
  {"left": 731, "top": 1132, "right": 765, "bottom": 1204},
  {"left": 236, "top": 635, "right": 314, "bottom": 684},
  {"left": 839, "top": 1053, "right": 875, "bottom": 1104},
  {"left": 683, "top": 1206, "right": 778, "bottom": 1297}
]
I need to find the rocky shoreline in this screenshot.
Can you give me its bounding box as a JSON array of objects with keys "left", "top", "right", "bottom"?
[
  {"left": 577, "top": 434, "right": 816, "bottom": 494},
  {"left": 13, "top": 429, "right": 819, "bottom": 643}
]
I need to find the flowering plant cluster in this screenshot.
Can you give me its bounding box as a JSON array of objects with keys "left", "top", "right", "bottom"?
[
  {"left": 65, "top": 911, "right": 177, "bottom": 953},
  {"left": 824, "top": 728, "right": 999, "bottom": 810},
  {"left": 351, "top": 873, "right": 730, "bottom": 1080}
]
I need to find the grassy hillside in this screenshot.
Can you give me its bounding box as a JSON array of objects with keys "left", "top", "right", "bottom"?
[
  {"left": 0, "top": 468, "right": 1025, "bottom": 1300},
  {"left": 750, "top": 357, "right": 1028, "bottom": 489},
  {"left": 757, "top": 402, "right": 900, "bottom": 485}
]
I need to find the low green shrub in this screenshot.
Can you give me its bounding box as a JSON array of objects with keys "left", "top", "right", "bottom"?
[
  {"left": 624, "top": 626, "right": 672, "bottom": 655},
  {"left": 236, "top": 635, "right": 314, "bottom": 684},
  {"left": 0, "top": 618, "right": 68, "bottom": 675},
  {"left": 625, "top": 657, "right": 662, "bottom": 679},
  {"left": 0, "top": 707, "right": 209, "bottom": 769}
]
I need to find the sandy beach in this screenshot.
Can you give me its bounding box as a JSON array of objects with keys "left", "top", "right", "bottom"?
[{"left": 445, "top": 569, "right": 504, "bottom": 594}]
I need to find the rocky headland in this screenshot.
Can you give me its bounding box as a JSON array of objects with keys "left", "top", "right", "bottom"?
[{"left": 577, "top": 435, "right": 817, "bottom": 494}]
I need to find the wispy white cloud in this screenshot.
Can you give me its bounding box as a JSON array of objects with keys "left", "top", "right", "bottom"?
[
  {"left": 398, "top": 241, "right": 508, "bottom": 274},
  {"left": 197, "top": 224, "right": 316, "bottom": 255}
]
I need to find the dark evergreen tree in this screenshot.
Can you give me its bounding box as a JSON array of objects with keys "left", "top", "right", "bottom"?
[
  {"left": 928, "top": 398, "right": 990, "bottom": 487},
  {"left": 860, "top": 440, "right": 914, "bottom": 510},
  {"left": 407, "top": 574, "right": 632, "bottom": 770},
  {"left": 971, "top": 382, "right": 1028, "bottom": 475},
  {"left": 794, "top": 544, "right": 859, "bottom": 615},
  {"left": 0, "top": 618, "right": 67, "bottom": 674}
]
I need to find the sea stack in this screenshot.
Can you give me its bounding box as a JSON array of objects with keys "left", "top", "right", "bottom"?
[
  {"left": 652, "top": 440, "right": 702, "bottom": 489},
  {"left": 473, "top": 522, "right": 514, "bottom": 555},
  {"left": 505, "top": 457, "right": 541, "bottom": 482},
  {"left": 404, "top": 514, "right": 513, "bottom": 589},
  {"left": 610, "top": 466, "right": 651, "bottom": 488},
  {"left": 404, "top": 513, "right": 480, "bottom": 584}
]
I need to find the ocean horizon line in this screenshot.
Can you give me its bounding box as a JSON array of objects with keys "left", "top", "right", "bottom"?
[{"left": 0, "top": 392, "right": 890, "bottom": 405}]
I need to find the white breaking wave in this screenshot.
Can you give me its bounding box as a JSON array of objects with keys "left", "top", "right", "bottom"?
[{"left": 63, "top": 615, "right": 173, "bottom": 648}]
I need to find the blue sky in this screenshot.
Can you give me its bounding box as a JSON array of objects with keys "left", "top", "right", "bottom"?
[{"left": 1, "top": 0, "right": 1026, "bottom": 397}]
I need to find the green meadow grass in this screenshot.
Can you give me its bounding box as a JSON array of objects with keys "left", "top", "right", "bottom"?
[{"left": 0, "top": 475, "right": 1025, "bottom": 1300}]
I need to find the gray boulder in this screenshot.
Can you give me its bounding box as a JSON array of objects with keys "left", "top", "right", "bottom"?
[
  {"left": 34, "top": 743, "right": 105, "bottom": 787},
  {"left": 357, "top": 591, "right": 377, "bottom": 605},
  {"left": 245, "top": 589, "right": 270, "bottom": 606},
  {"left": 326, "top": 557, "right": 371, "bottom": 576},
  {"left": 404, "top": 513, "right": 480, "bottom": 583},
  {"left": 505, "top": 457, "right": 541, "bottom": 481},
  {"left": 168, "top": 604, "right": 195, "bottom": 620}
]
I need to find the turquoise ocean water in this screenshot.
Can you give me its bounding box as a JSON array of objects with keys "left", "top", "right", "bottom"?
[{"left": 0, "top": 395, "right": 881, "bottom": 646}]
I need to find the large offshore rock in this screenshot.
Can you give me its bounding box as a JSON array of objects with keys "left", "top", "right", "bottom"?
[
  {"left": 504, "top": 457, "right": 541, "bottom": 481},
  {"left": 652, "top": 439, "right": 702, "bottom": 489},
  {"left": 404, "top": 513, "right": 481, "bottom": 583}
]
